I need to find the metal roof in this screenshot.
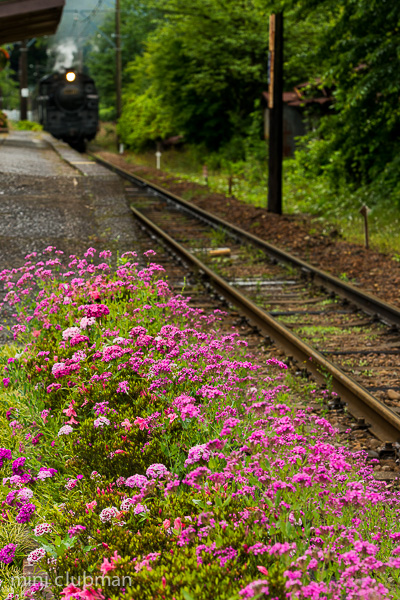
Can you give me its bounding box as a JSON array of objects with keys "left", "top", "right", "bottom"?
[
  {"left": 0, "top": 0, "right": 64, "bottom": 43},
  {"left": 262, "top": 82, "right": 332, "bottom": 108}
]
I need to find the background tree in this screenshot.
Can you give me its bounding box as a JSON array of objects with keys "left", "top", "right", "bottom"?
[
  {"left": 115, "top": 0, "right": 331, "bottom": 151},
  {"left": 287, "top": 0, "right": 400, "bottom": 192},
  {"left": 86, "top": 0, "right": 158, "bottom": 120}
]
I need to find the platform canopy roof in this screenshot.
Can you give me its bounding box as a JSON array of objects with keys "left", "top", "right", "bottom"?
[{"left": 0, "top": 0, "right": 64, "bottom": 44}]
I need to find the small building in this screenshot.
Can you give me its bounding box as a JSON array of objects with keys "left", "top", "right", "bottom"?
[{"left": 263, "top": 82, "right": 332, "bottom": 157}]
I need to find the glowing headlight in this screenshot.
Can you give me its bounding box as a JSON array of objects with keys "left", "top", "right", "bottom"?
[{"left": 66, "top": 72, "right": 76, "bottom": 82}]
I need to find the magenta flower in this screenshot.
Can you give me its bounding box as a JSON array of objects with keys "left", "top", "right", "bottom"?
[
  {"left": 78, "top": 303, "right": 110, "bottom": 318},
  {"left": 116, "top": 380, "right": 129, "bottom": 393},
  {"left": 68, "top": 525, "right": 86, "bottom": 538},
  {"left": 0, "top": 448, "right": 12, "bottom": 468},
  {"left": 125, "top": 474, "right": 148, "bottom": 489},
  {"left": 146, "top": 463, "right": 169, "bottom": 479},
  {"left": 0, "top": 543, "right": 17, "bottom": 564},
  {"left": 16, "top": 503, "right": 36, "bottom": 523},
  {"left": 120, "top": 419, "right": 132, "bottom": 430}
]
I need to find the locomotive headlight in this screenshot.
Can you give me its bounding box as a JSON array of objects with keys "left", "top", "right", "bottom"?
[{"left": 66, "top": 72, "right": 76, "bottom": 82}]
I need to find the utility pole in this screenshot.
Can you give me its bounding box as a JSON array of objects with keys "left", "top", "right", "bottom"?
[
  {"left": 19, "top": 40, "right": 28, "bottom": 121},
  {"left": 267, "top": 13, "right": 283, "bottom": 214},
  {"left": 115, "top": 0, "right": 122, "bottom": 150},
  {"left": 78, "top": 46, "right": 84, "bottom": 72}
]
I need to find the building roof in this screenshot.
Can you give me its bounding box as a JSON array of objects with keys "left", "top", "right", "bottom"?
[
  {"left": 0, "top": 0, "right": 64, "bottom": 43},
  {"left": 262, "top": 83, "right": 332, "bottom": 108}
]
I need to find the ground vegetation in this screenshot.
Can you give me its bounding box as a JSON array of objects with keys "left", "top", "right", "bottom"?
[{"left": 1, "top": 247, "right": 400, "bottom": 598}]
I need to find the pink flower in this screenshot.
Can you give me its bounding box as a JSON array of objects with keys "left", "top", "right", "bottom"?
[
  {"left": 134, "top": 417, "right": 148, "bottom": 430},
  {"left": 61, "top": 584, "right": 82, "bottom": 598},
  {"left": 163, "top": 519, "right": 171, "bottom": 529},
  {"left": 100, "top": 557, "right": 115, "bottom": 575},
  {"left": 41, "top": 410, "right": 50, "bottom": 424},
  {"left": 86, "top": 500, "right": 97, "bottom": 513},
  {"left": 80, "top": 589, "right": 105, "bottom": 600},
  {"left": 120, "top": 419, "right": 132, "bottom": 430},
  {"left": 173, "top": 518, "right": 183, "bottom": 531},
  {"left": 67, "top": 416, "right": 79, "bottom": 425},
  {"left": 257, "top": 566, "right": 268, "bottom": 575},
  {"left": 63, "top": 403, "right": 77, "bottom": 417}
]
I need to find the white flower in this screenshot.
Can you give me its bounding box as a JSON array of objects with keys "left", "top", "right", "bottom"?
[
  {"left": 37, "top": 470, "right": 53, "bottom": 480},
  {"left": 80, "top": 316, "right": 96, "bottom": 329},
  {"left": 120, "top": 498, "right": 135, "bottom": 511},
  {"left": 58, "top": 425, "right": 73, "bottom": 436},
  {"left": 27, "top": 547, "right": 46, "bottom": 564},
  {"left": 99, "top": 506, "right": 118, "bottom": 523},
  {"left": 34, "top": 523, "right": 52, "bottom": 536},
  {"left": 17, "top": 487, "right": 34, "bottom": 501},
  {"left": 94, "top": 416, "right": 110, "bottom": 428},
  {"left": 62, "top": 327, "right": 81, "bottom": 340}
]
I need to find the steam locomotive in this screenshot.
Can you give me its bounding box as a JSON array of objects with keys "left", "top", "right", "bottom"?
[{"left": 36, "top": 71, "right": 99, "bottom": 152}]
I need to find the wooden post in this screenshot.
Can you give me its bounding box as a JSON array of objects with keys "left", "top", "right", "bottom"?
[
  {"left": 19, "top": 40, "right": 28, "bottom": 121},
  {"left": 115, "top": 0, "right": 122, "bottom": 149},
  {"left": 267, "top": 13, "right": 283, "bottom": 214},
  {"left": 359, "top": 204, "right": 370, "bottom": 249}
]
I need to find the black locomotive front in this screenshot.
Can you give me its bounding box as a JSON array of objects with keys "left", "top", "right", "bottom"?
[{"left": 37, "top": 71, "right": 99, "bottom": 151}]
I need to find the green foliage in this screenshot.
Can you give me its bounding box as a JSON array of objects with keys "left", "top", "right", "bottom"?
[
  {"left": 284, "top": 0, "right": 400, "bottom": 189},
  {"left": 118, "top": 0, "right": 270, "bottom": 149},
  {"left": 12, "top": 120, "right": 43, "bottom": 131},
  {"left": 0, "top": 523, "right": 35, "bottom": 558},
  {"left": 86, "top": 0, "right": 159, "bottom": 118},
  {"left": 0, "top": 66, "right": 19, "bottom": 109},
  {"left": 118, "top": 84, "right": 175, "bottom": 149},
  {"left": 46, "top": 485, "right": 289, "bottom": 600},
  {"left": 89, "top": 0, "right": 333, "bottom": 151}
]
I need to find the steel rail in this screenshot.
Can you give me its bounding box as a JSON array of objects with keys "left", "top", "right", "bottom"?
[
  {"left": 130, "top": 203, "right": 400, "bottom": 442},
  {"left": 90, "top": 153, "right": 400, "bottom": 328}
]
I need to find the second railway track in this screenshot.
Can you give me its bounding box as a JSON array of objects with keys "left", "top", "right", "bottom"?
[{"left": 89, "top": 152, "right": 400, "bottom": 442}]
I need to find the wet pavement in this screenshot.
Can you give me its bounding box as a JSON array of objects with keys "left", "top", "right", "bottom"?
[{"left": 0, "top": 130, "right": 140, "bottom": 270}]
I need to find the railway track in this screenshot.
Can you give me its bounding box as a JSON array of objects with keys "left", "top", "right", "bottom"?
[{"left": 89, "top": 152, "right": 400, "bottom": 443}]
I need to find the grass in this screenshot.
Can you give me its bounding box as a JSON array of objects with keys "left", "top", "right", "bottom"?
[
  {"left": 10, "top": 120, "right": 42, "bottom": 132},
  {"left": 92, "top": 123, "right": 400, "bottom": 255}
]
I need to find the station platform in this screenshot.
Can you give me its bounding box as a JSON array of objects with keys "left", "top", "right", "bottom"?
[{"left": 0, "top": 130, "right": 139, "bottom": 271}]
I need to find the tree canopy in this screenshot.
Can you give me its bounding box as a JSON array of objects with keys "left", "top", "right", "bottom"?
[{"left": 87, "top": 0, "right": 400, "bottom": 199}]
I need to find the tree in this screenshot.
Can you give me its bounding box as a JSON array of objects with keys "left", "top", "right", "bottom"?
[
  {"left": 117, "top": 0, "right": 332, "bottom": 150},
  {"left": 287, "top": 0, "right": 400, "bottom": 188},
  {"left": 0, "top": 65, "right": 18, "bottom": 109},
  {"left": 123, "top": 0, "right": 270, "bottom": 148},
  {"left": 86, "top": 0, "right": 158, "bottom": 120}
]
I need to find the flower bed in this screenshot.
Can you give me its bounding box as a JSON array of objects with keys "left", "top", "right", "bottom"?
[{"left": 0, "top": 247, "right": 399, "bottom": 600}]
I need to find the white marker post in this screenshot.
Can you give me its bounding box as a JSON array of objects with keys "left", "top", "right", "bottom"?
[{"left": 156, "top": 151, "right": 162, "bottom": 169}]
